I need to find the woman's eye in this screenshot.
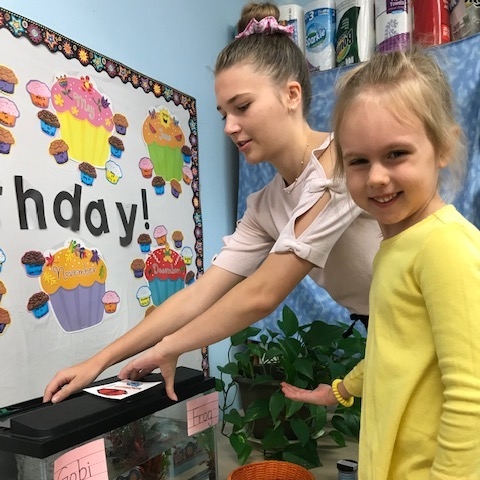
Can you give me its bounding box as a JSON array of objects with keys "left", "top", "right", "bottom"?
[
  {"left": 237, "top": 103, "right": 249, "bottom": 112},
  {"left": 348, "top": 158, "right": 368, "bottom": 166}
]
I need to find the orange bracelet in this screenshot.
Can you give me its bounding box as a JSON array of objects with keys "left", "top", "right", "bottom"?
[{"left": 331, "top": 379, "right": 354, "bottom": 407}]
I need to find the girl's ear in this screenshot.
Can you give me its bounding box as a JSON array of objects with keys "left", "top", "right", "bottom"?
[
  {"left": 438, "top": 125, "right": 461, "bottom": 168},
  {"left": 285, "top": 80, "right": 302, "bottom": 112}
]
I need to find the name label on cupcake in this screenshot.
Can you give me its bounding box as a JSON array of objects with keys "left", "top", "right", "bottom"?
[{"left": 73, "top": 91, "right": 96, "bottom": 121}]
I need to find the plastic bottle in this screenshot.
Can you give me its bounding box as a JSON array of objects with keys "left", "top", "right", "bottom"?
[
  {"left": 335, "top": 0, "right": 375, "bottom": 67},
  {"left": 304, "top": 0, "right": 336, "bottom": 72},
  {"left": 337, "top": 459, "right": 358, "bottom": 479}
]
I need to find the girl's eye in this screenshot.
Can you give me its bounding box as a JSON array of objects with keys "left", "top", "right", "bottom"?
[
  {"left": 389, "top": 150, "right": 407, "bottom": 159},
  {"left": 237, "top": 103, "right": 249, "bottom": 112}
]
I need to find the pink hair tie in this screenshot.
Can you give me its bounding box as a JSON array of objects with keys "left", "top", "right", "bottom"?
[{"left": 235, "top": 16, "right": 294, "bottom": 39}]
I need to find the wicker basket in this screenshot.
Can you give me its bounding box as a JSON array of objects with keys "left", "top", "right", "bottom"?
[{"left": 228, "top": 460, "right": 316, "bottom": 480}]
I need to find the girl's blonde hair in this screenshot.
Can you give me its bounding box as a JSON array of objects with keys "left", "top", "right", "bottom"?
[
  {"left": 332, "top": 48, "right": 467, "bottom": 201},
  {"left": 215, "top": 2, "right": 312, "bottom": 117}
]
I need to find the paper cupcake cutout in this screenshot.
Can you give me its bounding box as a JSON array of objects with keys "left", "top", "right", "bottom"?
[
  {"left": 142, "top": 107, "right": 185, "bottom": 181},
  {"left": 49, "top": 139, "right": 69, "bottom": 164},
  {"left": 0, "top": 66, "right": 18, "bottom": 94},
  {"left": 153, "top": 225, "right": 167, "bottom": 246},
  {"left": 37, "top": 110, "right": 60, "bottom": 136},
  {"left": 130, "top": 258, "right": 145, "bottom": 278},
  {"left": 137, "top": 233, "right": 152, "bottom": 253},
  {"left": 21, "top": 250, "right": 46, "bottom": 277},
  {"left": 79, "top": 162, "right": 97, "bottom": 185},
  {"left": 0, "top": 281, "right": 6, "bottom": 302},
  {"left": 40, "top": 240, "right": 107, "bottom": 332},
  {"left": 152, "top": 175, "right": 165, "bottom": 195},
  {"left": 139, "top": 157, "right": 153, "bottom": 178},
  {"left": 105, "top": 160, "right": 123, "bottom": 184},
  {"left": 181, "top": 246, "right": 193, "bottom": 265},
  {"left": 50, "top": 75, "right": 114, "bottom": 167},
  {"left": 0, "top": 97, "right": 20, "bottom": 127},
  {"left": 112, "top": 113, "right": 128, "bottom": 135},
  {"left": 145, "top": 244, "right": 186, "bottom": 306},
  {"left": 27, "top": 291, "right": 50, "bottom": 319},
  {"left": 102, "top": 290, "right": 120, "bottom": 313},
  {"left": 0, "top": 248, "right": 6, "bottom": 271},
  {"left": 136, "top": 285, "right": 152, "bottom": 307},
  {"left": 172, "top": 230, "right": 184, "bottom": 248},
  {"left": 0, "top": 307, "right": 11, "bottom": 334},
  {"left": 0, "top": 126, "right": 14, "bottom": 154},
  {"left": 26, "top": 80, "right": 51, "bottom": 108}
]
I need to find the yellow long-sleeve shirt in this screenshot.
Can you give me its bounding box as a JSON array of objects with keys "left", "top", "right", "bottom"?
[{"left": 343, "top": 205, "right": 480, "bottom": 480}]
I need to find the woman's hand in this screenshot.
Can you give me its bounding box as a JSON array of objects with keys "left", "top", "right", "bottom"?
[
  {"left": 118, "top": 337, "right": 180, "bottom": 401},
  {"left": 281, "top": 382, "right": 338, "bottom": 406},
  {"left": 43, "top": 358, "right": 104, "bottom": 403}
]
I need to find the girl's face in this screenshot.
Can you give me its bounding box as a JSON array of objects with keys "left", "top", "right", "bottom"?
[
  {"left": 215, "top": 63, "right": 291, "bottom": 165},
  {"left": 339, "top": 96, "right": 446, "bottom": 239}
]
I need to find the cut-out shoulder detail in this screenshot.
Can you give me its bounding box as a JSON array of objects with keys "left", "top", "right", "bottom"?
[{"left": 212, "top": 130, "right": 381, "bottom": 315}]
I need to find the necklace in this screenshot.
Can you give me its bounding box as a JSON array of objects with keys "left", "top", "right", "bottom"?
[{"left": 288, "top": 130, "right": 313, "bottom": 192}]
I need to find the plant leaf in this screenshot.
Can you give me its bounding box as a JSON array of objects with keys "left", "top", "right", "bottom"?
[
  {"left": 244, "top": 398, "right": 270, "bottom": 422},
  {"left": 261, "top": 425, "right": 289, "bottom": 450},
  {"left": 217, "top": 361, "right": 239, "bottom": 376},
  {"left": 269, "top": 391, "right": 285, "bottom": 422},
  {"left": 289, "top": 418, "right": 310, "bottom": 445},
  {"left": 282, "top": 439, "right": 321, "bottom": 469},
  {"left": 229, "top": 432, "right": 252, "bottom": 465},
  {"left": 328, "top": 429, "right": 346, "bottom": 447},
  {"left": 278, "top": 305, "right": 299, "bottom": 337},
  {"left": 231, "top": 327, "right": 261, "bottom": 346},
  {"left": 285, "top": 398, "right": 304, "bottom": 418}
]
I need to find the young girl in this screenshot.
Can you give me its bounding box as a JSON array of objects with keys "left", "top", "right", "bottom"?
[
  {"left": 282, "top": 48, "right": 480, "bottom": 478},
  {"left": 43, "top": 4, "right": 380, "bottom": 403}
]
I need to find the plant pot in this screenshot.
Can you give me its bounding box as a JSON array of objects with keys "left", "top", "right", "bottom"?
[{"left": 234, "top": 376, "right": 309, "bottom": 440}]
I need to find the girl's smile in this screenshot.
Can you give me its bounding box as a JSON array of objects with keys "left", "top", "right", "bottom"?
[{"left": 339, "top": 95, "right": 447, "bottom": 239}]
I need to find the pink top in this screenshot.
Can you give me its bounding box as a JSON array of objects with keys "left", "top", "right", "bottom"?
[
  {"left": 0, "top": 97, "right": 19, "bottom": 117},
  {"left": 212, "top": 135, "right": 382, "bottom": 315},
  {"left": 51, "top": 76, "right": 114, "bottom": 131},
  {"left": 26, "top": 80, "right": 51, "bottom": 98}
]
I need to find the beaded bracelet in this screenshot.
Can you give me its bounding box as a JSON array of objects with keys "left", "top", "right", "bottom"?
[{"left": 331, "top": 379, "right": 354, "bottom": 408}]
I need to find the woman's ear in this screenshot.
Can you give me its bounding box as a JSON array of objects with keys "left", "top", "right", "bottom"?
[{"left": 286, "top": 80, "right": 302, "bottom": 112}]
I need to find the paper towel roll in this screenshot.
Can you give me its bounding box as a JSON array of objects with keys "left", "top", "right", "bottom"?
[
  {"left": 304, "top": 0, "right": 336, "bottom": 72},
  {"left": 375, "top": 0, "right": 412, "bottom": 53},
  {"left": 336, "top": 0, "right": 375, "bottom": 66},
  {"left": 279, "top": 4, "right": 305, "bottom": 53}
]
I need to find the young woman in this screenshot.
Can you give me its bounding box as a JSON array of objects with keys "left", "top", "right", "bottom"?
[
  {"left": 282, "top": 48, "right": 480, "bottom": 479},
  {"left": 44, "top": 3, "right": 380, "bottom": 404}
]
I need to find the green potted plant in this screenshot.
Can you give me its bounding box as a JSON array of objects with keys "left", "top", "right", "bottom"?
[{"left": 216, "top": 305, "right": 365, "bottom": 469}]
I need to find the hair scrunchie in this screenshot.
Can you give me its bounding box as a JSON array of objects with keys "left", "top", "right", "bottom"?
[{"left": 235, "top": 16, "right": 294, "bottom": 39}]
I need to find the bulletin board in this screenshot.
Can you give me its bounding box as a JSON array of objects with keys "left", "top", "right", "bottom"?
[{"left": 0, "top": 8, "right": 205, "bottom": 405}]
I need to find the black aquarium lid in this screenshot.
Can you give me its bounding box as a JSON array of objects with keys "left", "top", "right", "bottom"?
[{"left": 0, "top": 366, "right": 214, "bottom": 458}]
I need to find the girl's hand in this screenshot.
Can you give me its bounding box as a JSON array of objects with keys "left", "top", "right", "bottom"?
[
  {"left": 118, "top": 338, "right": 179, "bottom": 401},
  {"left": 281, "top": 381, "right": 338, "bottom": 406}
]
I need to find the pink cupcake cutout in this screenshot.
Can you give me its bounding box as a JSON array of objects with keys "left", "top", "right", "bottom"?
[
  {"left": 139, "top": 157, "right": 153, "bottom": 178},
  {"left": 26, "top": 80, "right": 51, "bottom": 108},
  {"left": 102, "top": 290, "right": 120, "bottom": 313}
]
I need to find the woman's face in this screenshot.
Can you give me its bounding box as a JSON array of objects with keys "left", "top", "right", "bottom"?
[{"left": 215, "top": 63, "right": 291, "bottom": 165}]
